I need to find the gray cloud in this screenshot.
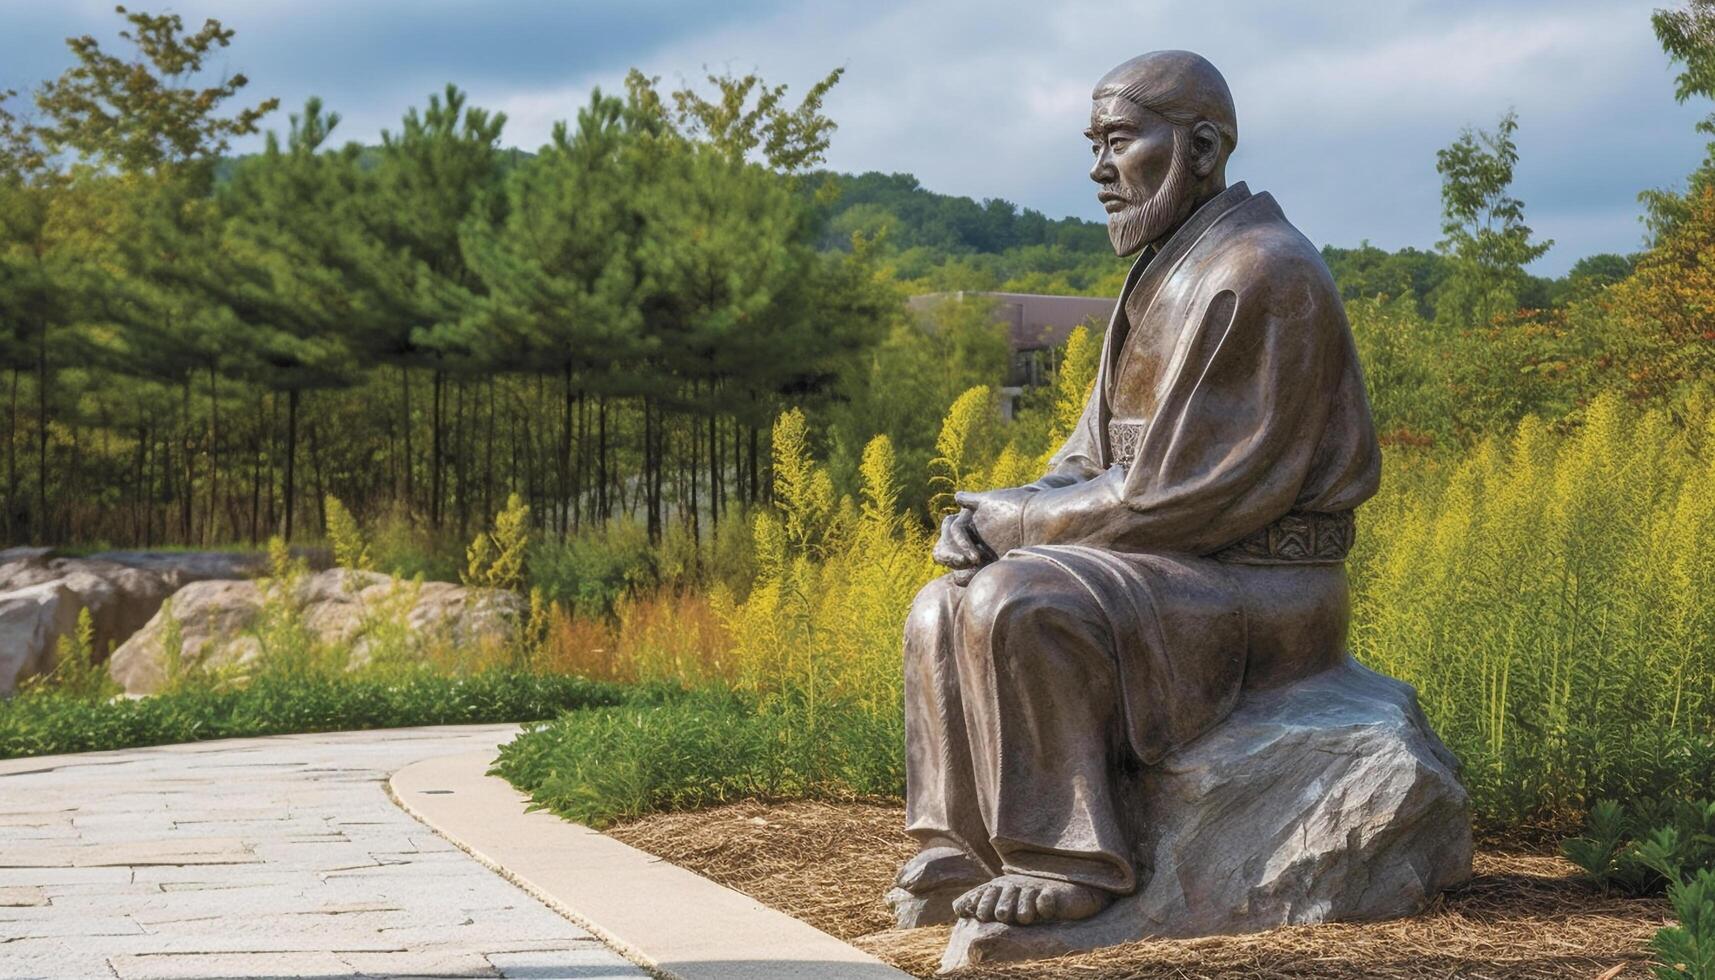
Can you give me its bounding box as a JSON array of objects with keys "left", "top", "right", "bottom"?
[{"left": 2, "top": 0, "right": 1703, "bottom": 273}]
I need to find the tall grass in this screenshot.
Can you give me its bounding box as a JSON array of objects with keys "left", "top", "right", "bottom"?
[
  {"left": 1351, "top": 392, "right": 1715, "bottom": 827},
  {"left": 713, "top": 410, "right": 938, "bottom": 718}
]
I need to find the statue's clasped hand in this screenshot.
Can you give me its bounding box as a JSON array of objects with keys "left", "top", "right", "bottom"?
[{"left": 933, "top": 489, "right": 1029, "bottom": 586}]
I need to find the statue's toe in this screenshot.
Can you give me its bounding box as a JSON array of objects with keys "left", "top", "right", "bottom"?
[{"left": 952, "top": 875, "right": 1115, "bottom": 925}]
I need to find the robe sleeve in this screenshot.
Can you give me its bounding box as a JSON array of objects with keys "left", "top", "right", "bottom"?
[{"left": 1016, "top": 248, "right": 1346, "bottom": 555}]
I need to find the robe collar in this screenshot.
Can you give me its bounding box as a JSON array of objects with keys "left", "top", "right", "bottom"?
[{"left": 1093, "top": 181, "right": 1254, "bottom": 464}]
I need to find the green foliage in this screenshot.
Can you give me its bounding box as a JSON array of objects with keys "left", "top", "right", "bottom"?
[
  {"left": 249, "top": 535, "right": 330, "bottom": 674},
  {"left": 1655, "top": 869, "right": 1715, "bottom": 979},
  {"left": 1565, "top": 794, "right": 1715, "bottom": 978},
  {"left": 0, "top": 670, "right": 626, "bottom": 760},
  {"left": 1433, "top": 111, "right": 1553, "bottom": 328},
  {"left": 527, "top": 523, "right": 660, "bottom": 619},
  {"left": 324, "top": 494, "right": 372, "bottom": 571},
  {"left": 825, "top": 293, "right": 1010, "bottom": 516},
  {"left": 929, "top": 385, "right": 996, "bottom": 514},
  {"left": 492, "top": 690, "right": 903, "bottom": 829},
  {"left": 1321, "top": 242, "right": 1452, "bottom": 318},
  {"left": 1645, "top": 0, "right": 1715, "bottom": 240},
  {"left": 631, "top": 67, "right": 845, "bottom": 174},
  {"left": 808, "top": 170, "right": 1111, "bottom": 258},
  {"left": 31, "top": 6, "right": 278, "bottom": 174},
  {"left": 1353, "top": 395, "right": 1715, "bottom": 827},
  {"left": 1563, "top": 799, "right": 1715, "bottom": 895},
  {"left": 465, "top": 493, "right": 530, "bottom": 592}
]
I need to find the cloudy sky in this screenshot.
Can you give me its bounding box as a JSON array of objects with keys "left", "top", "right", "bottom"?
[{"left": 2, "top": 0, "right": 1705, "bottom": 273}]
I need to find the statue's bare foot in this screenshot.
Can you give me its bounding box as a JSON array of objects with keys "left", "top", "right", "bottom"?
[
  {"left": 952, "top": 874, "right": 1112, "bottom": 926},
  {"left": 896, "top": 843, "right": 988, "bottom": 894}
]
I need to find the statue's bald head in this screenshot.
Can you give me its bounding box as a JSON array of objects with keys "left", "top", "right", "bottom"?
[
  {"left": 1087, "top": 51, "right": 1237, "bottom": 255},
  {"left": 1093, "top": 50, "right": 1237, "bottom": 158}
]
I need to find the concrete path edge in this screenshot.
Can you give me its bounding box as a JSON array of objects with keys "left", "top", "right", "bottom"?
[{"left": 388, "top": 749, "right": 913, "bottom": 980}]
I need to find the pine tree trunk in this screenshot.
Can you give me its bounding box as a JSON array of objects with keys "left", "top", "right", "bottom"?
[
  {"left": 264, "top": 395, "right": 276, "bottom": 537},
  {"left": 5, "top": 368, "right": 17, "bottom": 543},
  {"left": 283, "top": 388, "right": 299, "bottom": 542},
  {"left": 250, "top": 392, "right": 262, "bottom": 545},
  {"left": 484, "top": 377, "right": 496, "bottom": 524},
  {"left": 310, "top": 417, "right": 326, "bottom": 538},
  {"left": 180, "top": 378, "right": 193, "bottom": 544},
  {"left": 643, "top": 397, "right": 656, "bottom": 543},
  {"left": 690, "top": 402, "right": 701, "bottom": 550},
  {"left": 708, "top": 408, "right": 720, "bottom": 536},
  {"left": 401, "top": 366, "right": 413, "bottom": 511},
  {"left": 749, "top": 425, "right": 760, "bottom": 505},
  {"left": 430, "top": 369, "right": 443, "bottom": 528},
  {"left": 560, "top": 363, "right": 573, "bottom": 537},
  {"left": 597, "top": 395, "right": 609, "bottom": 522},
  {"left": 572, "top": 391, "right": 585, "bottom": 532},
  {"left": 36, "top": 322, "right": 48, "bottom": 543},
  {"left": 132, "top": 420, "right": 146, "bottom": 544},
  {"left": 144, "top": 432, "right": 156, "bottom": 548},
  {"left": 207, "top": 362, "right": 219, "bottom": 545},
  {"left": 453, "top": 379, "right": 468, "bottom": 535}
]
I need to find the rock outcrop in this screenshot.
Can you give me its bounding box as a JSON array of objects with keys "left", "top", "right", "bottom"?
[
  {"left": 0, "top": 548, "right": 332, "bottom": 695},
  {"left": 107, "top": 569, "right": 526, "bottom": 695},
  {"left": 0, "top": 581, "right": 83, "bottom": 694},
  {"left": 937, "top": 657, "right": 1472, "bottom": 971},
  {"left": 0, "top": 557, "right": 174, "bottom": 662}
]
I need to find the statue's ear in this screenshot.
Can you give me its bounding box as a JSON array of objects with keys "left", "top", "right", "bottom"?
[{"left": 1188, "top": 120, "right": 1223, "bottom": 178}]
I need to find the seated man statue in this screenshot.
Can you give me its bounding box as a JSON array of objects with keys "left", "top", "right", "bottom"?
[{"left": 894, "top": 50, "right": 1383, "bottom": 929}]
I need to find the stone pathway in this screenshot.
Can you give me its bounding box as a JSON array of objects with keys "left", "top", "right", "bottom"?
[{"left": 0, "top": 725, "right": 648, "bottom": 980}]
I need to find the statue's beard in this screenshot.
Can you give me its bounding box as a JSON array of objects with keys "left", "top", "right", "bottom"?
[{"left": 1104, "top": 128, "right": 1193, "bottom": 256}]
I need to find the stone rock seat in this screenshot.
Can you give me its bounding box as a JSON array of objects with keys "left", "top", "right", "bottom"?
[{"left": 932, "top": 655, "right": 1473, "bottom": 971}]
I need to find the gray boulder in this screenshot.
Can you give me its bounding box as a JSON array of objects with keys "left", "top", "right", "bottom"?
[
  {"left": 107, "top": 568, "right": 525, "bottom": 694},
  {"left": 82, "top": 550, "right": 272, "bottom": 589},
  {"left": 0, "top": 556, "right": 173, "bottom": 661},
  {"left": 0, "top": 581, "right": 83, "bottom": 694},
  {"left": 106, "top": 579, "right": 264, "bottom": 694},
  {"left": 939, "top": 656, "right": 1472, "bottom": 971}
]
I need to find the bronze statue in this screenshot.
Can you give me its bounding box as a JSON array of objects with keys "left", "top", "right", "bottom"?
[{"left": 894, "top": 50, "right": 1388, "bottom": 932}]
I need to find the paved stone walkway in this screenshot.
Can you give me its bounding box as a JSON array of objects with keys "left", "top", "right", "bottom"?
[{"left": 0, "top": 726, "right": 648, "bottom": 980}]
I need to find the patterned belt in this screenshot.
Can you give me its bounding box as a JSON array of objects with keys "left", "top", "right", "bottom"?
[
  {"left": 1213, "top": 510, "right": 1356, "bottom": 564},
  {"left": 1107, "top": 420, "right": 1147, "bottom": 466},
  {"left": 1107, "top": 422, "right": 1354, "bottom": 564}
]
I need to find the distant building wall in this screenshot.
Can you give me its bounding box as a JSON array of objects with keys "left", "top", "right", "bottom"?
[{"left": 907, "top": 292, "right": 1113, "bottom": 411}]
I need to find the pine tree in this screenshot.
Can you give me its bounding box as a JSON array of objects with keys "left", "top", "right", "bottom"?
[{"left": 367, "top": 85, "right": 509, "bottom": 530}]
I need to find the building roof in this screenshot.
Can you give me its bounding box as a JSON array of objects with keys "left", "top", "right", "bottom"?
[{"left": 906, "top": 291, "right": 1114, "bottom": 351}]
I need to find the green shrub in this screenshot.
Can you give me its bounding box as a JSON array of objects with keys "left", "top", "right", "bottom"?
[
  {"left": 369, "top": 502, "right": 461, "bottom": 583},
  {"left": 1563, "top": 798, "right": 1715, "bottom": 895},
  {"left": 1654, "top": 868, "right": 1715, "bottom": 980},
  {"left": 492, "top": 691, "right": 904, "bottom": 828},
  {"left": 0, "top": 670, "right": 628, "bottom": 760},
  {"left": 527, "top": 522, "right": 660, "bottom": 619}
]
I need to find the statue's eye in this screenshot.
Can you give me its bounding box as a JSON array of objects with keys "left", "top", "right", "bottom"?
[
  {"left": 1090, "top": 142, "right": 1102, "bottom": 154},
  {"left": 1109, "top": 138, "right": 1129, "bottom": 152}
]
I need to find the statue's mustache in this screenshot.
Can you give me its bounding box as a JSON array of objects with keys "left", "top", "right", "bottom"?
[{"left": 1098, "top": 184, "right": 1138, "bottom": 205}]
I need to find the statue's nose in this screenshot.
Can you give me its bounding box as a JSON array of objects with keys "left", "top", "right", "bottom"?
[{"left": 1090, "top": 149, "right": 1115, "bottom": 184}]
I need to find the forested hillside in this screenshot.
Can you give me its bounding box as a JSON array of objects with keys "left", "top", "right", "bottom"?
[{"left": 807, "top": 170, "right": 1637, "bottom": 313}]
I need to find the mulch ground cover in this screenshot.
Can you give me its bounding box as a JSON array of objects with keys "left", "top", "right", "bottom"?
[{"left": 606, "top": 801, "right": 1670, "bottom": 979}]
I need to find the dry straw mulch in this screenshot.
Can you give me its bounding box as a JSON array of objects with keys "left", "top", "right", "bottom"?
[{"left": 606, "top": 801, "right": 1669, "bottom": 980}]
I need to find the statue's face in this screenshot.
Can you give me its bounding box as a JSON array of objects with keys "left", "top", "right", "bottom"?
[{"left": 1087, "top": 95, "right": 1192, "bottom": 256}]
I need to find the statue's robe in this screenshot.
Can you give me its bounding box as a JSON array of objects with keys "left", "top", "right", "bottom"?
[{"left": 903, "top": 182, "right": 1382, "bottom": 896}]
